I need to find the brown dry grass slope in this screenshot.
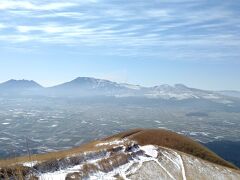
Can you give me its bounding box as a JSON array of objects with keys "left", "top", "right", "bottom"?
[
  {"left": 105, "top": 128, "right": 238, "bottom": 169},
  {"left": 0, "top": 128, "right": 237, "bottom": 171}
]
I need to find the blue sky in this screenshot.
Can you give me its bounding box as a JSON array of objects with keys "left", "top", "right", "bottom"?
[{"left": 0, "top": 0, "right": 240, "bottom": 90}]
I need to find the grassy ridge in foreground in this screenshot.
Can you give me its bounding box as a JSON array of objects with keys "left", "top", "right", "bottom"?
[
  {"left": 104, "top": 129, "right": 238, "bottom": 169},
  {"left": 0, "top": 129, "right": 238, "bottom": 170}
]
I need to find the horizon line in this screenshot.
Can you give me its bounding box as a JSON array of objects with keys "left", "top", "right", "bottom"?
[{"left": 0, "top": 77, "right": 239, "bottom": 92}]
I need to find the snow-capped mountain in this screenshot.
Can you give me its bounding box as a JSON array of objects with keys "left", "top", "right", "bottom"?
[
  {"left": 48, "top": 77, "right": 137, "bottom": 97},
  {"left": 46, "top": 77, "right": 235, "bottom": 102},
  {"left": 0, "top": 77, "right": 237, "bottom": 103},
  {"left": 145, "top": 83, "right": 231, "bottom": 103},
  {"left": 53, "top": 77, "right": 121, "bottom": 89}
]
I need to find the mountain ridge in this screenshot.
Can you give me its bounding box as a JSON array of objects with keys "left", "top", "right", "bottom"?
[
  {"left": 0, "top": 79, "right": 43, "bottom": 89},
  {"left": 0, "top": 77, "right": 238, "bottom": 92},
  {"left": 0, "top": 77, "right": 239, "bottom": 100}
]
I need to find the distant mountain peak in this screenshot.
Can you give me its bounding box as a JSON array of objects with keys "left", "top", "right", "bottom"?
[
  {"left": 153, "top": 84, "right": 172, "bottom": 89},
  {"left": 72, "top": 77, "right": 112, "bottom": 83},
  {"left": 62, "top": 77, "right": 118, "bottom": 86},
  {"left": 51, "top": 77, "right": 124, "bottom": 95},
  {"left": 0, "top": 77, "right": 237, "bottom": 102},
  {"left": 0, "top": 79, "right": 43, "bottom": 89},
  {"left": 73, "top": 77, "right": 97, "bottom": 81},
  {"left": 174, "top": 83, "right": 189, "bottom": 89}
]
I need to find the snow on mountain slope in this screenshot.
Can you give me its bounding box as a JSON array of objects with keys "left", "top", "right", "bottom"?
[
  {"left": 48, "top": 77, "right": 136, "bottom": 97},
  {"left": 0, "top": 77, "right": 237, "bottom": 103},
  {"left": 145, "top": 84, "right": 232, "bottom": 103},
  {"left": 2, "top": 138, "right": 238, "bottom": 180},
  {"left": 119, "top": 83, "right": 143, "bottom": 90},
  {"left": 51, "top": 77, "right": 123, "bottom": 90},
  {"left": 1, "top": 129, "right": 240, "bottom": 179}
]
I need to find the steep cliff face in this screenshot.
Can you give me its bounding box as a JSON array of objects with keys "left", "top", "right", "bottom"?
[{"left": 0, "top": 129, "right": 239, "bottom": 180}]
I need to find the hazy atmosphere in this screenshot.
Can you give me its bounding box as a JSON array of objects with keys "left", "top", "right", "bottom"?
[
  {"left": 1, "top": 0, "right": 240, "bottom": 90},
  {"left": 0, "top": 1, "right": 240, "bottom": 179}
]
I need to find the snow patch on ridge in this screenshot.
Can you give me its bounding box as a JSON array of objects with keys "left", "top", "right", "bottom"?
[
  {"left": 19, "top": 142, "right": 240, "bottom": 180},
  {"left": 139, "top": 145, "right": 158, "bottom": 158},
  {"left": 39, "top": 165, "right": 83, "bottom": 180},
  {"left": 96, "top": 139, "right": 127, "bottom": 147},
  {"left": 22, "top": 161, "right": 38, "bottom": 167}
]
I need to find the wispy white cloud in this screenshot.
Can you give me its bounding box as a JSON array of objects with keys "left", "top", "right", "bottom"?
[
  {"left": 0, "top": 0, "right": 239, "bottom": 61},
  {"left": 0, "top": 0, "right": 77, "bottom": 11},
  {"left": 0, "top": 23, "right": 7, "bottom": 29},
  {"left": 16, "top": 24, "right": 65, "bottom": 33}
]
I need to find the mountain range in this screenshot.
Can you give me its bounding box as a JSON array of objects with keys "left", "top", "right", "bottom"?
[{"left": 0, "top": 77, "right": 240, "bottom": 102}]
